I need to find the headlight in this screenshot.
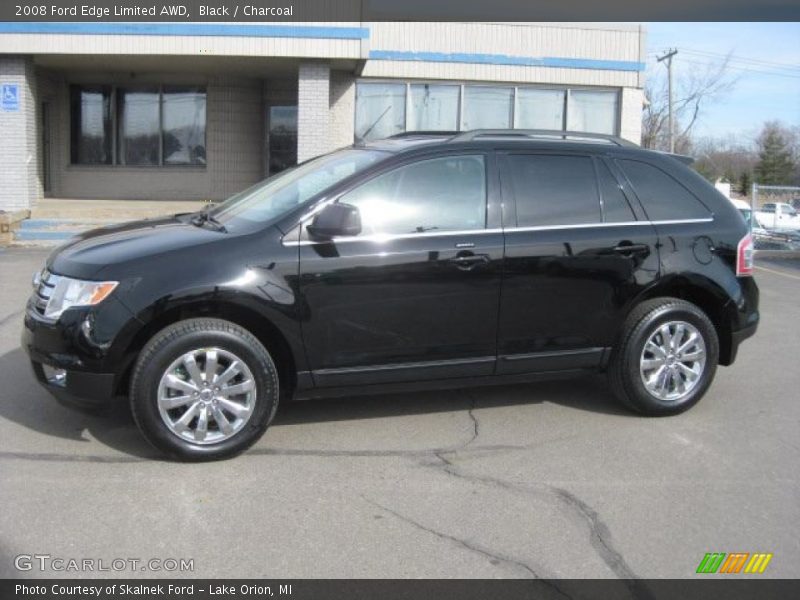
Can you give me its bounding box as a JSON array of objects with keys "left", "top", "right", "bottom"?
[{"left": 44, "top": 276, "right": 119, "bottom": 320}]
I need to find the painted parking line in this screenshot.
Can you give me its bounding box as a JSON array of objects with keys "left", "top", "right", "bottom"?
[{"left": 755, "top": 264, "right": 800, "bottom": 281}]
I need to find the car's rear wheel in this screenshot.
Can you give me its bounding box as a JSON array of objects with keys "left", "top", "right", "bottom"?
[
  {"left": 608, "top": 298, "right": 719, "bottom": 415},
  {"left": 130, "top": 318, "right": 279, "bottom": 461}
]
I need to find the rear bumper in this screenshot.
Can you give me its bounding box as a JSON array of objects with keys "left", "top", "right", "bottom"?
[{"left": 725, "top": 317, "right": 758, "bottom": 366}]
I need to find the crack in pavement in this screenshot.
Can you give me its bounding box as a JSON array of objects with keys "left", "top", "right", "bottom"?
[
  {"left": 426, "top": 455, "right": 653, "bottom": 600},
  {"left": 364, "top": 496, "right": 573, "bottom": 599},
  {"left": 0, "top": 443, "right": 525, "bottom": 464},
  {"left": 465, "top": 391, "right": 479, "bottom": 447}
]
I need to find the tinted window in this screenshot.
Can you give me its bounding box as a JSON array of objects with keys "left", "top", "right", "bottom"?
[
  {"left": 340, "top": 155, "right": 487, "bottom": 235},
  {"left": 503, "top": 155, "right": 600, "bottom": 227},
  {"left": 618, "top": 159, "right": 711, "bottom": 220},
  {"left": 117, "top": 87, "right": 160, "bottom": 165},
  {"left": 70, "top": 85, "right": 112, "bottom": 164},
  {"left": 597, "top": 161, "right": 636, "bottom": 222},
  {"left": 212, "top": 149, "right": 387, "bottom": 231},
  {"left": 162, "top": 86, "right": 207, "bottom": 165}
]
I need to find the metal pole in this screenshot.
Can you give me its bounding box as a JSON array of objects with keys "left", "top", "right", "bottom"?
[
  {"left": 751, "top": 182, "right": 757, "bottom": 232},
  {"left": 657, "top": 49, "right": 678, "bottom": 153}
]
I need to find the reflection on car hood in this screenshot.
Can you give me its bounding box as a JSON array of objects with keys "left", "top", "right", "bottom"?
[{"left": 47, "top": 215, "right": 224, "bottom": 280}]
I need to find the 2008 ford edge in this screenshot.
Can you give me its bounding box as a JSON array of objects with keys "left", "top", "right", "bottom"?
[{"left": 22, "top": 130, "right": 759, "bottom": 460}]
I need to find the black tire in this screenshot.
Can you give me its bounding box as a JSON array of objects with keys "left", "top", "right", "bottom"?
[
  {"left": 130, "top": 318, "right": 279, "bottom": 461},
  {"left": 608, "top": 298, "right": 719, "bottom": 415}
]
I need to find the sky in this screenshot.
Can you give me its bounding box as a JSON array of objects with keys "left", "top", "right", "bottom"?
[{"left": 645, "top": 22, "right": 800, "bottom": 142}]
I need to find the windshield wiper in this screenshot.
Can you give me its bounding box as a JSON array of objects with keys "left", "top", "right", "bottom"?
[{"left": 191, "top": 209, "right": 227, "bottom": 233}]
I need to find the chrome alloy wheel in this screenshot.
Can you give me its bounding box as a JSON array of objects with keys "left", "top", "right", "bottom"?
[
  {"left": 157, "top": 347, "right": 256, "bottom": 445},
  {"left": 639, "top": 321, "right": 707, "bottom": 402}
]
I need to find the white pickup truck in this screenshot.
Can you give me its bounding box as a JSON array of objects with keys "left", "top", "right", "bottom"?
[{"left": 753, "top": 202, "right": 800, "bottom": 230}]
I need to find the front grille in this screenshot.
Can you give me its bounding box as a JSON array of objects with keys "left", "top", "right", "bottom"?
[{"left": 31, "top": 269, "right": 61, "bottom": 317}]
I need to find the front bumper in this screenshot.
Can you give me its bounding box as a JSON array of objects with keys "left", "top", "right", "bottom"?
[
  {"left": 21, "top": 297, "right": 136, "bottom": 410},
  {"left": 28, "top": 359, "right": 116, "bottom": 411}
]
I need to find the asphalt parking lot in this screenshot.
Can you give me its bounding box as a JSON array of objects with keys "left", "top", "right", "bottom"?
[{"left": 0, "top": 247, "right": 798, "bottom": 581}]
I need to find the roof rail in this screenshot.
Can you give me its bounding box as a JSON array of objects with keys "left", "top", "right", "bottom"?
[
  {"left": 448, "top": 129, "right": 639, "bottom": 148},
  {"left": 389, "top": 131, "right": 459, "bottom": 139}
]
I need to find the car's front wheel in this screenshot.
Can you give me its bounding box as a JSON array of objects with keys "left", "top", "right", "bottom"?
[
  {"left": 130, "top": 318, "right": 279, "bottom": 461},
  {"left": 608, "top": 298, "right": 719, "bottom": 415}
]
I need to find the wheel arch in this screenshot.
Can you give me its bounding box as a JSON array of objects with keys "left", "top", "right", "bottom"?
[
  {"left": 629, "top": 274, "right": 737, "bottom": 366},
  {"left": 115, "top": 300, "right": 300, "bottom": 399}
]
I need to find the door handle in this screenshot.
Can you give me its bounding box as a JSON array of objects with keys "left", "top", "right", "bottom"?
[
  {"left": 449, "top": 252, "right": 490, "bottom": 270},
  {"left": 612, "top": 243, "right": 650, "bottom": 255}
]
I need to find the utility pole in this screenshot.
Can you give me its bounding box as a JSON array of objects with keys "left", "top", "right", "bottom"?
[{"left": 657, "top": 48, "right": 678, "bottom": 153}]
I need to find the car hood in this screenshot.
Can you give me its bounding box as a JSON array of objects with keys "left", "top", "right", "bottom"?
[{"left": 47, "top": 215, "right": 227, "bottom": 280}]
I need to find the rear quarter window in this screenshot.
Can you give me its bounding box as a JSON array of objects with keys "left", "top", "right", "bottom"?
[{"left": 617, "top": 159, "right": 711, "bottom": 221}]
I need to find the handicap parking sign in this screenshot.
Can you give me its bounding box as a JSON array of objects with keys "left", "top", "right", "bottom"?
[{"left": 1, "top": 84, "right": 20, "bottom": 111}]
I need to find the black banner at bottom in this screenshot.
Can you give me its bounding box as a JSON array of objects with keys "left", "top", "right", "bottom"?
[{"left": 2, "top": 579, "right": 799, "bottom": 600}]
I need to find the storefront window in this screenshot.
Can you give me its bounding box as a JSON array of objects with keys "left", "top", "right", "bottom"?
[
  {"left": 69, "top": 85, "right": 112, "bottom": 165},
  {"left": 516, "top": 88, "right": 565, "bottom": 130},
  {"left": 355, "top": 82, "right": 406, "bottom": 141},
  {"left": 567, "top": 90, "right": 619, "bottom": 135},
  {"left": 70, "top": 84, "right": 207, "bottom": 166},
  {"left": 353, "top": 81, "right": 620, "bottom": 141},
  {"left": 409, "top": 84, "right": 459, "bottom": 131},
  {"left": 117, "top": 87, "right": 160, "bottom": 165},
  {"left": 462, "top": 86, "right": 513, "bottom": 129},
  {"left": 162, "top": 87, "right": 207, "bottom": 165}
]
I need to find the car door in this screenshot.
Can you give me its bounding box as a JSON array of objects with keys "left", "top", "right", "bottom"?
[
  {"left": 297, "top": 152, "right": 503, "bottom": 387},
  {"left": 496, "top": 151, "right": 660, "bottom": 374}
]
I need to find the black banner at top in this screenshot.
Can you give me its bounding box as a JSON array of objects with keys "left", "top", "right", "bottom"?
[{"left": 0, "top": 0, "right": 798, "bottom": 22}]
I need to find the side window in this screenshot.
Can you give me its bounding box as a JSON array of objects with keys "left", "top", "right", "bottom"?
[
  {"left": 617, "top": 159, "right": 711, "bottom": 221},
  {"left": 503, "top": 154, "right": 600, "bottom": 227},
  {"left": 339, "top": 155, "right": 487, "bottom": 235},
  {"left": 597, "top": 160, "right": 637, "bottom": 222}
]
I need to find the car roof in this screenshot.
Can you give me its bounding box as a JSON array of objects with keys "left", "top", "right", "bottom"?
[{"left": 356, "top": 130, "right": 693, "bottom": 164}]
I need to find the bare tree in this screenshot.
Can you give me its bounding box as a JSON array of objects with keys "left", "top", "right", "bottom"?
[{"left": 642, "top": 53, "right": 738, "bottom": 152}]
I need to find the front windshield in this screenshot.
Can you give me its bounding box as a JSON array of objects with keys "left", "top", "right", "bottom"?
[{"left": 210, "top": 148, "right": 387, "bottom": 230}]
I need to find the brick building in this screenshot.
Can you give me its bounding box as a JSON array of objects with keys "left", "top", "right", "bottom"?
[{"left": 0, "top": 22, "right": 646, "bottom": 211}]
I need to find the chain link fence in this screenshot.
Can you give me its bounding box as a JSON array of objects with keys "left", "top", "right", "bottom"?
[{"left": 749, "top": 184, "right": 800, "bottom": 252}]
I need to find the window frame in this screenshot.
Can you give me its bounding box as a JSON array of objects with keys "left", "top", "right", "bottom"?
[
  {"left": 68, "top": 83, "right": 207, "bottom": 168},
  {"left": 499, "top": 151, "right": 606, "bottom": 229},
  {"left": 335, "top": 152, "right": 491, "bottom": 237},
  {"left": 614, "top": 158, "right": 713, "bottom": 222},
  {"left": 593, "top": 156, "right": 640, "bottom": 223},
  {"left": 299, "top": 150, "right": 499, "bottom": 240},
  {"left": 354, "top": 79, "right": 621, "bottom": 142}
]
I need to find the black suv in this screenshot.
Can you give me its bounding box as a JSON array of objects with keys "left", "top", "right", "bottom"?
[{"left": 22, "top": 130, "right": 759, "bottom": 461}]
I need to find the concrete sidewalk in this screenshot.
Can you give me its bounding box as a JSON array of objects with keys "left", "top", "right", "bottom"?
[
  {"left": 32, "top": 198, "right": 207, "bottom": 221},
  {"left": 12, "top": 198, "right": 207, "bottom": 245}
]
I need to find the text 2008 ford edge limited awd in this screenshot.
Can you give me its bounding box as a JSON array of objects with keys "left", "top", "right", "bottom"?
[{"left": 22, "top": 130, "right": 759, "bottom": 461}]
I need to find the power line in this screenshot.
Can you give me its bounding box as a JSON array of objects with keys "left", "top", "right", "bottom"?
[
  {"left": 677, "top": 48, "right": 800, "bottom": 72},
  {"left": 647, "top": 52, "right": 800, "bottom": 80}
]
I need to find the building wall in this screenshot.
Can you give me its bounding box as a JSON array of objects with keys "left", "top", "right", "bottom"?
[
  {"left": 43, "top": 73, "right": 264, "bottom": 201},
  {"left": 0, "top": 56, "right": 38, "bottom": 211},
  {"left": 297, "top": 63, "right": 331, "bottom": 162},
  {"left": 1, "top": 22, "right": 646, "bottom": 206},
  {"left": 364, "top": 22, "right": 644, "bottom": 88},
  {"left": 330, "top": 71, "right": 356, "bottom": 150},
  {"left": 620, "top": 87, "right": 644, "bottom": 144}
]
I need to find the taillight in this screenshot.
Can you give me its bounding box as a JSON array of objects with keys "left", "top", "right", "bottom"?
[{"left": 736, "top": 233, "right": 754, "bottom": 277}]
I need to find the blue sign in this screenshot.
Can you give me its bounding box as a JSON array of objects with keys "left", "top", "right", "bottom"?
[{"left": 2, "top": 84, "right": 20, "bottom": 111}]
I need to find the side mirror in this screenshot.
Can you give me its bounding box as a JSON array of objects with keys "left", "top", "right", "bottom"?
[{"left": 306, "top": 203, "right": 361, "bottom": 239}]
